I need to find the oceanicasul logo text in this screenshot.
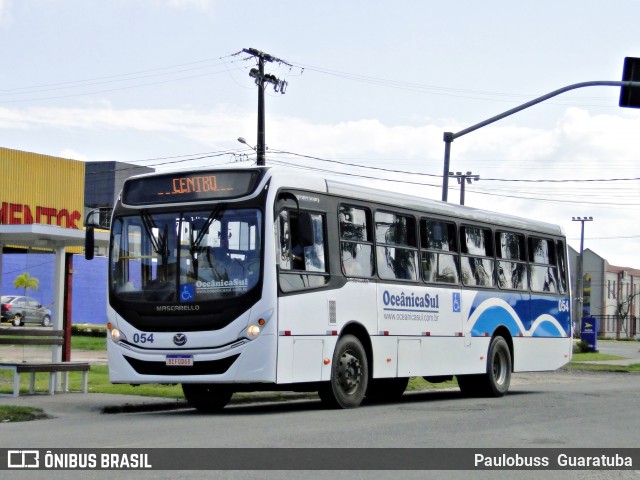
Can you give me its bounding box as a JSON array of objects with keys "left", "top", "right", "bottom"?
[
  {"left": 196, "top": 279, "right": 248, "bottom": 288},
  {"left": 382, "top": 291, "right": 440, "bottom": 309}
]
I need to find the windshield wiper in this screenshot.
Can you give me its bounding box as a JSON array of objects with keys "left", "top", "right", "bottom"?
[
  {"left": 140, "top": 211, "right": 161, "bottom": 254},
  {"left": 190, "top": 204, "right": 225, "bottom": 253}
]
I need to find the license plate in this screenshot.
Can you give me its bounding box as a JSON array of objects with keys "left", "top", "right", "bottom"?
[{"left": 165, "top": 355, "right": 194, "bottom": 366}]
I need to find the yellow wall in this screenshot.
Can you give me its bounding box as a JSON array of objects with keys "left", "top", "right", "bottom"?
[{"left": 0, "top": 147, "right": 85, "bottom": 229}]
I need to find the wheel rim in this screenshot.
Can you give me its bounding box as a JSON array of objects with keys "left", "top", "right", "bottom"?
[
  {"left": 492, "top": 349, "right": 508, "bottom": 386},
  {"left": 337, "top": 350, "right": 362, "bottom": 394}
]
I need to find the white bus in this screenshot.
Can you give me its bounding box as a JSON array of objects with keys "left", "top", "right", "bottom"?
[{"left": 90, "top": 166, "right": 573, "bottom": 410}]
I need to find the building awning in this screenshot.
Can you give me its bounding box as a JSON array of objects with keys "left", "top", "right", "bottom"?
[{"left": 0, "top": 224, "right": 108, "bottom": 249}]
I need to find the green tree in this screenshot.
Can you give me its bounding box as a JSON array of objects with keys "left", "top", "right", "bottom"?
[{"left": 13, "top": 272, "right": 39, "bottom": 296}]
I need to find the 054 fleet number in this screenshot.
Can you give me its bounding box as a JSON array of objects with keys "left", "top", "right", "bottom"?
[{"left": 133, "top": 333, "right": 154, "bottom": 344}]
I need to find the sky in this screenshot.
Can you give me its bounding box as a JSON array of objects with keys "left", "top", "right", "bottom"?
[{"left": 1, "top": 0, "right": 639, "bottom": 269}]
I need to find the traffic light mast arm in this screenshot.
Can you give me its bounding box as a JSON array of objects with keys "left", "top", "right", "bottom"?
[{"left": 441, "top": 80, "right": 640, "bottom": 202}]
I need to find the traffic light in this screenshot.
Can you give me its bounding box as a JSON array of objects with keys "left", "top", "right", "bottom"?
[{"left": 619, "top": 57, "right": 640, "bottom": 108}]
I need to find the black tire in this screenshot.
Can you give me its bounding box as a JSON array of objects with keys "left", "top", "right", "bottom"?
[
  {"left": 12, "top": 315, "right": 23, "bottom": 327},
  {"left": 41, "top": 315, "right": 51, "bottom": 327},
  {"left": 366, "top": 377, "right": 409, "bottom": 401},
  {"left": 319, "top": 334, "right": 369, "bottom": 409},
  {"left": 182, "top": 384, "right": 234, "bottom": 412},
  {"left": 458, "top": 336, "right": 511, "bottom": 397}
]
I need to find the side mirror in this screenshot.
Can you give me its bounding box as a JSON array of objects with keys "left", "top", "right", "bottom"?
[{"left": 85, "top": 209, "right": 101, "bottom": 228}]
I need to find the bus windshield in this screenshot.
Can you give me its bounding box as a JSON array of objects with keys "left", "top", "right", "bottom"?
[{"left": 110, "top": 207, "right": 262, "bottom": 303}]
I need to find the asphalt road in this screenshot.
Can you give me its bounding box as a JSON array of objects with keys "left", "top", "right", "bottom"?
[
  {"left": 2, "top": 369, "right": 640, "bottom": 478},
  {"left": 1, "top": 340, "right": 639, "bottom": 479}
]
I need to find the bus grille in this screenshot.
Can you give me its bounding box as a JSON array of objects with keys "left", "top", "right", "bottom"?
[{"left": 123, "top": 354, "right": 240, "bottom": 376}]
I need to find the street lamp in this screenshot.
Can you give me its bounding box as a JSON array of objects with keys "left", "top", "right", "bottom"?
[
  {"left": 572, "top": 216, "right": 593, "bottom": 331},
  {"left": 237, "top": 137, "right": 256, "bottom": 151}
]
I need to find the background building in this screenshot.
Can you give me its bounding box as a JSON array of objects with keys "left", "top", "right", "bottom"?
[
  {"left": 1, "top": 147, "right": 151, "bottom": 326},
  {"left": 569, "top": 247, "right": 639, "bottom": 339}
]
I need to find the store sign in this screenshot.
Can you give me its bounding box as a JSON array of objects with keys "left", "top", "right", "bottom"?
[{"left": 0, "top": 202, "right": 82, "bottom": 229}]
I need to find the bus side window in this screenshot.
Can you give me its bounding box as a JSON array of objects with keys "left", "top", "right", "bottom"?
[
  {"left": 556, "top": 240, "right": 568, "bottom": 294},
  {"left": 529, "top": 237, "right": 559, "bottom": 293},
  {"left": 278, "top": 210, "right": 326, "bottom": 273},
  {"left": 339, "top": 205, "right": 374, "bottom": 277},
  {"left": 375, "top": 211, "right": 418, "bottom": 281},
  {"left": 460, "top": 226, "right": 495, "bottom": 287},
  {"left": 496, "top": 231, "right": 527, "bottom": 290},
  {"left": 420, "top": 219, "right": 459, "bottom": 284},
  {"left": 278, "top": 210, "right": 292, "bottom": 270}
]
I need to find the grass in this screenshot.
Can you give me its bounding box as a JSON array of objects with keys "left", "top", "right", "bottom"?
[
  {"left": 571, "top": 352, "right": 624, "bottom": 362},
  {"left": 0, "top": 405, "right": 48, "bottom": 422},
  {"left": 71, "top": 335, "right": 107, "bottom": 351},
  {"left": 564, "top": 350, "right": 640, "bottom": 372},
  {"left": 563, "top": 363, "right": 640, "bottom": 372}
]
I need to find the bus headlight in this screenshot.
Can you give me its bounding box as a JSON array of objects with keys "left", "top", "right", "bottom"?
[
  {"left": 246, "top": 324, "right": 261, "bottom": 338},
  {"left": 110, "top": 327, "right": 126, "bottom": 343}
]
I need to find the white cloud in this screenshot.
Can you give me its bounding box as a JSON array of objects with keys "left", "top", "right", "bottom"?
[{"left": 58, "top": 148, "right": 90, "bottom": 161}]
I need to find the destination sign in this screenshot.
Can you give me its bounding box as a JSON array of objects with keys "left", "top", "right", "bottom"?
[{"left": 122, "top": 170, "right": 262, "bottom": 205}]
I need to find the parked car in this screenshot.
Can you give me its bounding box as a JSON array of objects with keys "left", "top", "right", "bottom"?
[{"left": 0, "top": 295, "right": 52, "bottom": 327}]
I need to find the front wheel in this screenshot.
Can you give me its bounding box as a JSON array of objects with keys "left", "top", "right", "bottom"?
[
  {"left": 458, "top": 336, "right": 512, "bottom": 397},
  {"left": 319, "top": 334, "right": 369, "bottom": 409},
  {"left": 41, "top": 315, "right": 51, "bottom": 327},
  {"left": 182, "top": 384, "right": 234, "bottom": 412}
]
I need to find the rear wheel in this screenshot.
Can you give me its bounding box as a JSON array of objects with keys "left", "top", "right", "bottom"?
[
  {"left": 458, "top": 336, "right": 511, "bottom": 397},
  {"left": 319, "top": 334, "right": 369, "bottom": 409},
  {"left": 182, "top": 384, "right": 234, "bottom": 412},
  {"left": 12, "top": 315, "right": 23, "bottom": 327}
]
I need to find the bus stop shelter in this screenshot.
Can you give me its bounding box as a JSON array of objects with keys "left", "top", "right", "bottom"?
[{"left": 0, "top": 224, "right": 109, "bottom": 362}]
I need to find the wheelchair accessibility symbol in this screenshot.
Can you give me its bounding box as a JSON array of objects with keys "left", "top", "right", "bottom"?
[
  {"left": 452, "top": 292, "right": 461, "bottom": 313},
  {"left": 180, "top": 284, "right": 195, "bottom": 302}
]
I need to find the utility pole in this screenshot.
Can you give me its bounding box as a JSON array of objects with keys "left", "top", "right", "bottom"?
[
  {"left": 448, "top": 171, "right": 479, "bottom": 205},
  {"left": 572, "top": 216, "right": 593, "bottom": 332},
  {"left": 241, "top": 48, "right": 291, "bottom": 166}
]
